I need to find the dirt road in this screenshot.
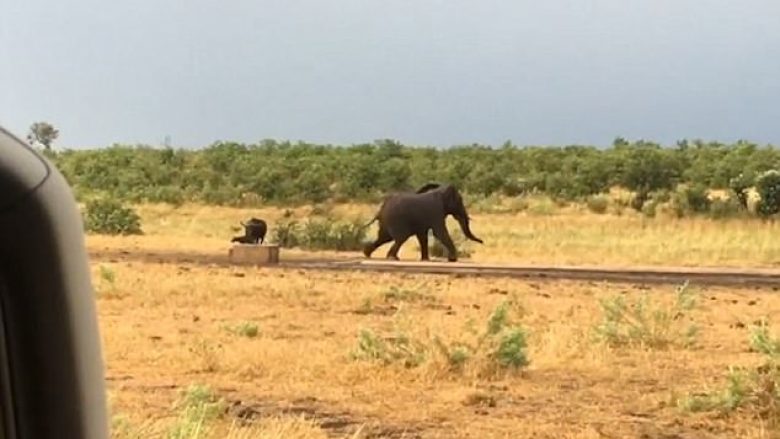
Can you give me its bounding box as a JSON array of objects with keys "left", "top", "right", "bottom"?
[{"left": 88, "top": 248, "right": 780, "bottom": 288}]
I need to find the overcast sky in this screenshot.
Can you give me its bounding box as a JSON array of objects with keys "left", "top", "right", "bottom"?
[{"left": 2, "top": 0, "right": 779, "bottom": 149}]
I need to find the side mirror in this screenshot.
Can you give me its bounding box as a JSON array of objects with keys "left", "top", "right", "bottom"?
[{"left": 0, "top": 126, "right": 108, "bottom": 438}]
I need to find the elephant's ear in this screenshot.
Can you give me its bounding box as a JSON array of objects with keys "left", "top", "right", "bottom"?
[
  {"left": 416, "top": 183, "right": 441, "bottom": 194},
  {"left": 442, "top": 185, "right": 460, "bottom": 208}
]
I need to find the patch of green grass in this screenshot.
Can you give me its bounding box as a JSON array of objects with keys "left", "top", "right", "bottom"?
[
  {"left": 167, "top": 384, "right": 227, "bottom": 439},
  {"left": 95, "top": 264, "right": 120, "bottom": 298},
  {"left": 350, "top": 328, "right": 427, "bottom": 369},
  {"left": 749, "top": 319, "right": 780, "bottom": 357},
  {"left": 677, "top": 367, "right": 750, "bottom": 413},
  {"left": 224, "top": 321, "right": 260, "bottom": 338}
]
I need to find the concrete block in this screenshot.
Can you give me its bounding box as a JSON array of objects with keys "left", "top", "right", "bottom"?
[{"left": 228, "top": 244, "right": 280, "bottom": 265}]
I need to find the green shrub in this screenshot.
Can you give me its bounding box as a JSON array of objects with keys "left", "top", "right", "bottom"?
[
  {"left": 83, "top": 198, "right": 142, "bottom": 235},
  {"left": 95, "top": 265, "right": 122, "bottom": 298},
  {"left": 749, "top": 319, "right": 780, "bottom": 357},
  {"left": 729, "top": 173, "right": 753, "bottom": 210},
  {"left": 168, "top": 384, "right": 226, "bottom": 439},
  {"left": 677, "top": 324, "right": 780, "bottom": 423},
  {"left": 272, "top": 212, "right": 369, "bottom": 251},
  {"left": 351, "top": 300, "right": 529, "bottom": 375},
  {"left": 48, "top": 140, "right": 780, "bottom": 210},
  {"left": 682, "top": 184, "right": 712, "bottom": 213},
  {"left": 586, "top": 195, "right": 609, "bottom": 214},
  {"left": 299, "top": 217, "right": 368, "bottom": 251},
  {"left": 350, "top": 328, "right": 427, "bottom": 368},
  {"left": 677, "top": 367, "right": 751, "bottom": 414},
  {"left": 593, "top": 282, "right": 699, "bottom": 349},
  {"left": 270, "top": 210, "right": 300, "bottom": 247},
  {"left": 224, "top": 321, "right": 259, "bottom": 338},
  {"left": 668, "top": 184, "right": 711, "bottom": 217},
  {"left": 433, "top": 300, "right": 529, "bottom": 375},
  {"left": 755, "top": 170, "right": 780, "bottom": 217}
]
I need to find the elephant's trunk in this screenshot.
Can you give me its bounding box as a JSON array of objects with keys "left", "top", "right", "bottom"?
[{"left": 455, "top": 215, "right": 483, "bottom": 244}]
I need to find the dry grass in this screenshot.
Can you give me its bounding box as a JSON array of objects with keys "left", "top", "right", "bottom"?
[
  {"left": 88, "top": 202, "right": 780, "bottom": 437},
  {"left": 96, "top": 257, "right": 780, "bottom": 438},
  {"left": 85, "top": 201, "right": 780, "bottom": 268}
]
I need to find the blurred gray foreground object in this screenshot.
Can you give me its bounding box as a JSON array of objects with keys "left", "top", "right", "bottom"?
[{"left": 0, "top": 125, "right": 108, "bottom": 438}]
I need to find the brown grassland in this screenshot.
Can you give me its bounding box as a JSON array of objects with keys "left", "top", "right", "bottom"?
[{"left": 89, "top": 201, "right": 780, "bottom": 438}]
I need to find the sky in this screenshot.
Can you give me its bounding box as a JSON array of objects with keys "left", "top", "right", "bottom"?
[{"left": 2, "top": 0, "right": 780, "bottom": 149}]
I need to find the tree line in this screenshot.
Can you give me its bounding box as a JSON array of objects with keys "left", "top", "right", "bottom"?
[{"left": 49, "top": 138, "right": 780, "bottom": 209}]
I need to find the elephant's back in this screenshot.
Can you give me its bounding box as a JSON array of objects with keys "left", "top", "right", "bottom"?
[{"left": 379, "top": 192, "right": 442, "bottom": 219}]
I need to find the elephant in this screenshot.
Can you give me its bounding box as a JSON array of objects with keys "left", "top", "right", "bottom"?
[
  {"left": 231, "top": 217, "right": 267, "bottom": 245},
  {"left": 362, "top": 183, "right": 483, "bottom": 262}
]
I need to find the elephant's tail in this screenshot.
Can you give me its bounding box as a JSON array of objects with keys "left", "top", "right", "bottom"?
[{"left": 360, "top": 216, "right": 378, "bottom": 230}]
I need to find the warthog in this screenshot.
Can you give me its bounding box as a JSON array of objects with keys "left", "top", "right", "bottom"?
[{"left": 231, "top": 217, "right": 267, "bottom": 245}]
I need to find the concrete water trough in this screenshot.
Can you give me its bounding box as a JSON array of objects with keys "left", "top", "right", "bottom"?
[{"left": 228, "top": 244, "right": 280, "bottom": 265}]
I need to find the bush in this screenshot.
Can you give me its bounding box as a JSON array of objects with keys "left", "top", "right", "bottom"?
[
  {"left": 749, "top": 319, "right": 780, "bottom": 357},
  {"left": 593, "top": 282, "right": 699, "bottom": 349},
  {"left": 681, "top": 184, "right": 712, "bottom": 213},
  {"left": 729, "top": 173, "right": 753, "bottom": 210},
  {"left": 47, "top": 140, "right": 780, "bottom": 211},
  {"left": 299, "top": 217, "right": 369, "bottom": 251},
  {"left": 83, "top": 198, "right": 142, "bottom": 235},
  {"left": 668, "top": 184, "right": 711, "bottom": 217},
  {"left": 271, "top": 210, "right": 300, "bottom": 247},
  {"left": 168, "top": 384, "right": 226, "bottom": 439},
  {"left": 272, "top": 212, "right": 369, "bottom": 251},
  {"left": 586, "top": 195, "right": 609, "bottom": 214},
  {"left": 677, "top": 322, "right": 780, "bottom": 423},
  {"left": 755, "top": 170, "right": 780, "bottom": 217},
  {"left": 224, "top": 321, "right": 259, "bottom": 338},
  {"left": 350, "top": 328, "right": 427, "bottom": 368},
  {"left": 351, "top": 300, "right": 530, "bottom": 376},
  {"left": 433, "top": 300, "right": 529, "bottom": 375}
]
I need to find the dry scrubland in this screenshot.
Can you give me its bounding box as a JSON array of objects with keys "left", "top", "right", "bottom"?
[
  {"left": 89, "top": 196, "right": 780, "bottom": 267},
  {"left": 89, "top": 201, "right": 780, "bottom": 438}
]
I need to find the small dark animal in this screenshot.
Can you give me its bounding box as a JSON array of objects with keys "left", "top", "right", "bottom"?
[{"left": 231, "top": 217, "right": 267, "bottom": 245}]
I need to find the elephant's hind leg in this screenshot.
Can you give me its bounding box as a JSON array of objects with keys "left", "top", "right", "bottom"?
[
  {"left": 364, "top": 226, "right": 392, "bottom": 258},
  {"left": 386, "top": 233, "right": 412, "bottom": 261}
]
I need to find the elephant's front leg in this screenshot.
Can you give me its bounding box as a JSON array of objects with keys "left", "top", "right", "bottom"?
[
  {"left": 416, "top": 232, "right": 429, "bottom": 261},
  {"left": 432, "top": 224, "right": 458, "bottom": 262},
  {"left": 386, "top": 233, "right": 411, "bottom": 261}
]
